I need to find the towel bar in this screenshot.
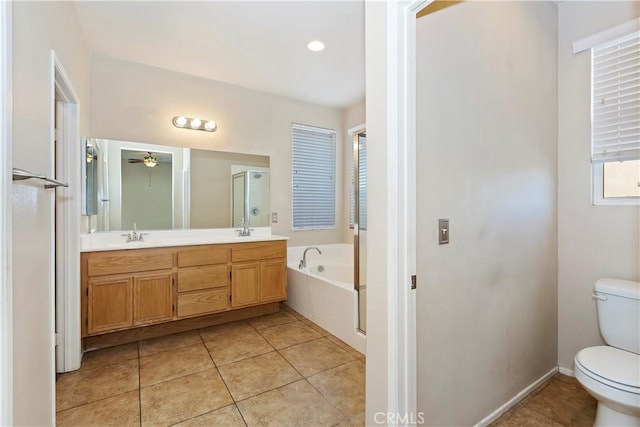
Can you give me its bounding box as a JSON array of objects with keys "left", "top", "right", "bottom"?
[{"left": 12, "top": 168, "right": 69, "bottom": 189}]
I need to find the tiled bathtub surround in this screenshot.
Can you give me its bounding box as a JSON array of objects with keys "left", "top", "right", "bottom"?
[{"left": 56, "top": 305, "right": 365, "bottom": 427}]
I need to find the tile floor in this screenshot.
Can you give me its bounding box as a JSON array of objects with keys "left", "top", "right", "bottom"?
[
  {"left": 491, "top": 373, "right": 597, "bottom": 427},
  {"left": 56, "top": 305, "right": 365, "bottom": 427}
]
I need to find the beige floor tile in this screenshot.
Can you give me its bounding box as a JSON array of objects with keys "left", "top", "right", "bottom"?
[
  {"left": 280, "top": 338, "right": 354, "bottom": 377},
  {"left": 325, "top": 335, "right": 365, "bottom": 359},
  {"left": 308, "top": 360, "right": 365, "bottom": 418},
  {"left": 218, "top": 351, "right": 301, "bottom": 401},
  {"left": 494, "top": 407, "right": 563, "bottom": 427},
  {"left": 237, "top": 380, "right": 343, "bottom": 427},
  {"left": 521, "top": 379, "right": 596, "bottom": 426},
  {"left": 300, "top": 319, "right": 332, "bottom": 337},
  {"left": 258, "top": 322, "right": 321, "bottom": 349},
  {"left": 80, "top": 343, "right": 139, "bottom": 371},
  {"left": 139, "top": 330, "right": 202, "bottom": 357},
  {"left": 140, "top": 343, "right": 214, "bottom": 387},
  {"left": 141, "top": 368, "right": 233, "bottom": 427},
  {"left": 248, "top": 311, "right": 297, "bottom": 330},
  {"left": 205, "top": 329, "right": 274, "bottom": 366},
  {"left": 56, "top": 390, "right": 140, "bottom": 427},
  {"left": 174, "top": 404, "right": 246, "bottom": 427},
  {"left": 56, "top": 358, "right": 139, "bottom": 412},
  {"left": 199, "top": 321, "right": 254, "bottom": 342},
  {"left": 334, "top": 412, "right": 365, "bottom": 427},
  {"left": 281, "top": 304, "right": 307, "bottom": 320}
]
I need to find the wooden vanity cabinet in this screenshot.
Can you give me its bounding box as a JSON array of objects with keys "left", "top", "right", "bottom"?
[
  {"left": 83, "top": 248, "right": 175, "bottom": 335},
  {"left": 230, "top": 241, "right": 287, "bottom": 307},
  {"left": 81, "top": 240, "right": 287, "bottom": 338},
  {"left": 176, "top": 246, "right": 230, "bottom": 318},
  {"left": 133, "top": 271, "right": 174, "bottom": 326}
]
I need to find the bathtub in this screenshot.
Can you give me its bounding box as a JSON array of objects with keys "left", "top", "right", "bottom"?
[{"left": 286, "top": 244, "right": 365, "bottom": 354}]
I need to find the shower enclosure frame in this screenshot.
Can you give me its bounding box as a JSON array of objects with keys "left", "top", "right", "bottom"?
[
  {"left": 231, "top": 169, "right": 270, "bottom": 228},
  {"left": 350, "top": 125, "right": 366, "bottom": 334}
]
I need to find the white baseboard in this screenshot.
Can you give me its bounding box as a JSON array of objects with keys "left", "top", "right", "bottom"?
[
  {"left": 558, "top": 366, "right": 574, "bottom": 377},
  {"left": 474, "top": 367, "right": 559, "bottom": 427}
]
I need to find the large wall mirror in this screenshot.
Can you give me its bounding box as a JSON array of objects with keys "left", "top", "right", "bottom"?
[{"left": 83, "top": 138, "right": 270, "bottom": 232}]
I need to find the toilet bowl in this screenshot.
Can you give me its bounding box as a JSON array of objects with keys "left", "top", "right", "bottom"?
[
  {"left": 574, "top": 346, "right": 640, "bottom": 426},
  {"left": 574, "top": 279, "right": 640, "bottom": 427}
]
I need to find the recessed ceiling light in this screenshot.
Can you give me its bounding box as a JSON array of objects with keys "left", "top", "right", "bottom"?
[{"left": 307, "top": 40, "right": 325, "bottom": 52}]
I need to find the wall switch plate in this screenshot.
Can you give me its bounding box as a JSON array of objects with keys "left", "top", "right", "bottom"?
[
  {"left": 271, "top": 212, "right": 278, "bottom": 223},
  {"left": 439, "top": 218, "right": 449, "bottom": 244}
]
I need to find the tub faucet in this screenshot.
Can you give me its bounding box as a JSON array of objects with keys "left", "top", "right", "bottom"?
[{"left": 299, "top": 247, "right": 322, "bottom": 269}]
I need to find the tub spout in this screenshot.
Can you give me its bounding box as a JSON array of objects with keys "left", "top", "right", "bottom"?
[{"left": 300, "top": 246, "right": 322, "bottom": 269}]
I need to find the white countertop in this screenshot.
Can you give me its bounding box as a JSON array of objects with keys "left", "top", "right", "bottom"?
[{"left": 80, "top": 227, "right": 288, "bottom": 252}]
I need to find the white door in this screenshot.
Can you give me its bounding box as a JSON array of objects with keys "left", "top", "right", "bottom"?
[{"left": 0, "top": 1, "right": 13, "bottom": 424}]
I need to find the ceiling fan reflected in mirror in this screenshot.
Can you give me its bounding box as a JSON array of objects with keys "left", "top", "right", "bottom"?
[{"left": 127, "top": 152, "right": 166, "bottom": 168}]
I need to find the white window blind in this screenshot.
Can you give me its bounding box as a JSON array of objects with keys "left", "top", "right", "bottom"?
[
  {"left": 349, "top": 133, "right": 367, "bottom": 230},
  {"left": 591, "top": 30, "right": 640, "bottom": 163},
  {"left": 292, "top": 124, "right": 336, "bottom": 230}
]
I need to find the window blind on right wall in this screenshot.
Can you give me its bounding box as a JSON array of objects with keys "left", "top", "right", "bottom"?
[{"left": 591, "top": 30, "right": 640, "bottom": 163}]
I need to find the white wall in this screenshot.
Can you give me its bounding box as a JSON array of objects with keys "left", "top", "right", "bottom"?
[
  {"left": 557, "top": 1, "right": 640, "bottom": 371},
  {"left": 89, "top": 54, "right": 348, "bottom": 246},
  {"left": 416, "top": 2, "right": 558, "bottom": 425},
  {"left": 12, "top": 2, "right": 89, "bottom": 424}
]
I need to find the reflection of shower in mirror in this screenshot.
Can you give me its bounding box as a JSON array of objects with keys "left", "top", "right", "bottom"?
[{"left": 232, "top": 168, "right": 270, "bottom": 228}]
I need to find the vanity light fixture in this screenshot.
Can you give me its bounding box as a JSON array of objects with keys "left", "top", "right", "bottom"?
[
  {"left": 172, "top": 115, "right": 217, "bottom": 132},
  {"left": 307, "top": 40, "right": 325, "bottom": 52}
]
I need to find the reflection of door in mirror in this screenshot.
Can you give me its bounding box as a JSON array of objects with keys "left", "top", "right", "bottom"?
[
  {"left": 83, "top": 139, "right": 99, "bottom": 216},
  {"left": 120, "top": 149, "right": 173, "bottom": 230},
  {"left": 231, "top": 167, "right": 270, "bottom": 227}
]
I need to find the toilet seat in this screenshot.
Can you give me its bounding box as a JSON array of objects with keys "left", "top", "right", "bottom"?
[{"left": 575, "top": 346, "right": 640, "bottom": 395}]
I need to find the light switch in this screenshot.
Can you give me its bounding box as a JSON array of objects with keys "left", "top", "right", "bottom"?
[
  {"left": 272, "top": 212, "right": 278, "bottom": 223},
  {"left": 439, "top": 218, "right": 449, "bottom": 244}
]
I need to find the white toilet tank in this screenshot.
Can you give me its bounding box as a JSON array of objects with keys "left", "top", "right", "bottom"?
[{"left": 594, "top": 278, "right": 640, "bottom": 354}]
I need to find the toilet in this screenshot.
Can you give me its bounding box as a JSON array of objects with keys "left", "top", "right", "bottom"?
[{"left": 574, "top": 278, "right": 640, "bottom": 427}]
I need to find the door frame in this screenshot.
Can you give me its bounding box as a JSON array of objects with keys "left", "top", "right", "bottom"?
[
  {"left": 51, "top": 51, "right": 82, "bottom": 373},
  {"left": 0, "top": 1, "right": 13, "bottom": 424},
  {"left": 367, "top": 0, "right": 430, "bottom": 422}
]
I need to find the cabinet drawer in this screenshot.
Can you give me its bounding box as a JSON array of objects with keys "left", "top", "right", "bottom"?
[
  {"left": 231, "top": 241, "right": 286, "bottom": 263},
  {"left": 177, "top": 246, "right": 229, "bottom": 268},
  {"left": 178, "top": 265, "right": 228, "bottom": 292},
  {"left": 177, "top": 288, "right": 229, "bottom": 317},
  {"left": 87, "top": 249, "right": 173, "bottom": 277}
]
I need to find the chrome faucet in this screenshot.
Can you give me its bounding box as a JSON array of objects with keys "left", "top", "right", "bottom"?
[
  {"left": 299, "top": 247, "right": 322, "bottom": 269},
  {"left": 121, "top": 223, "right": 148, "bottom": 242},
  {"left": 237, "top": 218, "right": 252, "bottom": 237}
]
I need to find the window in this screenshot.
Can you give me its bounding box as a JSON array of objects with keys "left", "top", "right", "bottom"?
[
  {"left": 349, "top": 131, "right": 367, "bottom": 229},
  {"left": 291, "top": 124, "right": 336, "bottom": 230},
  {"left": 591, "top": 30, "right": 640, "bottom": 205}
]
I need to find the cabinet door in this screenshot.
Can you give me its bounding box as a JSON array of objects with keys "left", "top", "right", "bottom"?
[
  {"left": 231, "top": 263, "right": 260, "bottom": 308},
  {"left": 88, "top": 276, "right": 133, "bottom": 335},
  {"left": 260, "top": 259, "right": 287, "bottom": 302},
  {"left": 133, "top": 271, "right": 174, "bottom": 326}
]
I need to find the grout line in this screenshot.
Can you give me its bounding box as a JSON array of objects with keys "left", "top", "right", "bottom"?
[{"left": 137, "top": 341, "right": 142, "bottom": 427}]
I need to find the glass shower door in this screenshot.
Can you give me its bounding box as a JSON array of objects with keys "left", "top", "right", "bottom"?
[{"left": 353, "top": 131, "right": 367, "bottom": 333}]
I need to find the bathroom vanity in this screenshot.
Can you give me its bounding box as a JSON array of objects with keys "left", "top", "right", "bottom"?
[{"left": 80, "top": 229, "right": 287, "bottom": 349}]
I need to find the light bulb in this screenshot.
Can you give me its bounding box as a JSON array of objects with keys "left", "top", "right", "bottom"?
[
  {"left": 190, "top": 118, "right": 202, "bottom": 129},
  {"left": 205, "top": 120, "right": 217, "bottom": 131},
  {"left": 307, "top": 40, "right": 325, "bottom": 52},
  {"left": 174, "top": 116, "right": 187, "bottom": 127}
]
